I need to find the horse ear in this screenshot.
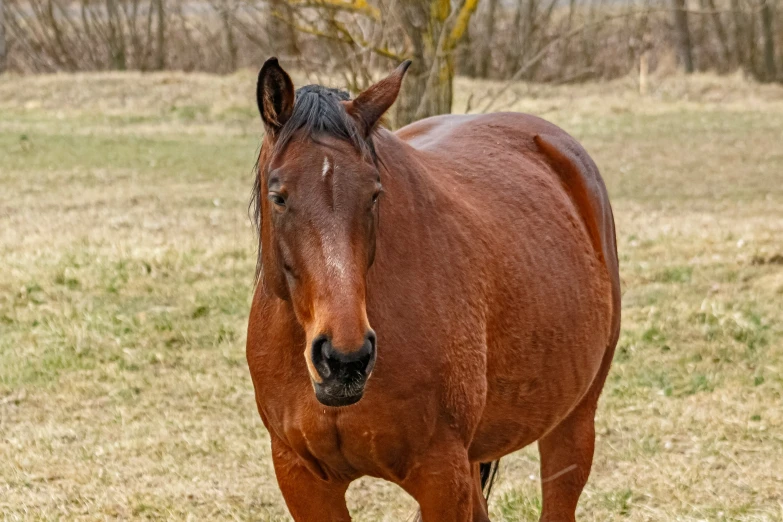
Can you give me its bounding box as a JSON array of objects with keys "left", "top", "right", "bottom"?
[
  {"left": 257, "top": 57, "right": 295, "bottom": 136},
  {"left": 346, "top": 60, "right": 412, "bottom": 136}
]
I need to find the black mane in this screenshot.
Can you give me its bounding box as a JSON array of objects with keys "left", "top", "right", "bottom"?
[
  {"left": 250, "top": 84, "right": 376, "bottom": 282},
  {"left": 273, "top": 84, "right": 373, "bottom": 159}
]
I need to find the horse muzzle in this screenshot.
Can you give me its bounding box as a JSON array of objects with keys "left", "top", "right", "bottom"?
[{"left": 310, "top": 331, "right": 376, "bottom": 407}]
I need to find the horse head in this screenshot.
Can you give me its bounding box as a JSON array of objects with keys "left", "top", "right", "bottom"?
[{"left": 253, "top": 58, "right": 410, "bottom": 407}]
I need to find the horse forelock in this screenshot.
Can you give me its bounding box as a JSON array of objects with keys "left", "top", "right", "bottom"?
[{"left": 272, "top": 84, "right": 374, "bottom": 160}]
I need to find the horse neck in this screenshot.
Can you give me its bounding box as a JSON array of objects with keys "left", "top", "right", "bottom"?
[
  {"left": 372, "top": 128, "right": 434, "bottom": 200},
  {"left": 370, "top": 128, "right": 445, "bottom": 250}
]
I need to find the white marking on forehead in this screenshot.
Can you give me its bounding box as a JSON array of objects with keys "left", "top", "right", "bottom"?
[
  {"left": 320, "top": 228, "right": 350, "bottom": 282},
  {"left": 322, "top": 156, "right": 331, "bottom": 177}
]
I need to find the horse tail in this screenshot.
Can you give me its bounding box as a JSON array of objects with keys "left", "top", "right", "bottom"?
[
  {"left": 410, "top": 460, "right": 500, "bottom": 521},
  {"left": 480, "top": 460, "right": 500, "bottom": 499},
  {"left": 533, "top": 133, "right": 610, "bottom": 267}
]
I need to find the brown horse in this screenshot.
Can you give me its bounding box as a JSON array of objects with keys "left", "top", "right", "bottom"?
[{"left": 246, "top": 58, "right": 620, "bottom": 522}]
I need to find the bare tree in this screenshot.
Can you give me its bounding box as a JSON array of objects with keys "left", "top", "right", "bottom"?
[
  {"left": 673, "top": 0, "right": 694, "bottom": 72},
  {"left": 155, "top": 0, "right": 165, "bottom": 70},
  {"left": 0, "top": 0, "right": 6, "bottom": 73},
  {"left": 731, "top": 0, "right": 747, "bottom": 66},
  {"left": 760, "top": 0, "right": 777, "bottom": 81},
  {"left": 266, "top": 0, "right": 299, "bottom": 56},
  {"left": 106, "top": 0, "right": 127, "bottom": 69},
  {"left": 258, "top": 0, "right": 476, "bottom": 126},
  {"left": 705, "top": 0, "right": 731, "bottom": 68},
  {"left": 4, "top": 0, "right": 778, "bottom": 85},
  {"left": 477, "top": 0, "right": 498, "bottom": 78},
  {"left": 746, "top": 0, "right": 758, "bottom": 74},
  {"left": 505, "top": 0, "right": 527, "bottom": 74},
  {"left": 393, "top": 0, "right": 479, "bottom": 125},
  {"left": 219, "top": 0, "right": 238, "bottom": 71}
]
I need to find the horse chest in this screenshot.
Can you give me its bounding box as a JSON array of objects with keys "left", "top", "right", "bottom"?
[{"left": 278, "top": 407, "right": 412, "bottom": 481}]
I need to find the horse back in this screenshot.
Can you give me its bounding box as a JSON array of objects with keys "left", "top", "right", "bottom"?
[{"left": 398, "top": 111, "right": 619, "bottom": 298}]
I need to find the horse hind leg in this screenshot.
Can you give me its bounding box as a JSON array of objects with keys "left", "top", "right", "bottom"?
[
  {"left": 471, "top": 461, "right": 497, "bottom": 522},
  {"left": 537, "top": 334, "right": 618, "bottom": 521},
  {"left": 537, "top": 398, "right": 597, "bottom": 522}
]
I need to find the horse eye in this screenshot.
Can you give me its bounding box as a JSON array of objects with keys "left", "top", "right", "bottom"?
[
  {"left": 268, "top": 193, "right": 286, "bottom": 209},
  {"left": 282, "top": 262, "right": 297, "bottom": 279},
  {"left": 372, "top": 191, "right": 381, "bottom": 205}
]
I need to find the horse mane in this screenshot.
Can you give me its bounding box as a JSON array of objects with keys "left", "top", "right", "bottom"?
[{"left": 249, "top": 84, "right": 379, "bottom": 283}]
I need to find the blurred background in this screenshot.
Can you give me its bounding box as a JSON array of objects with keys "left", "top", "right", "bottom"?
[
  {"left": 1, "top": 0, "right": 783, "bottom": 122},
  {"left": 0, "top": 1, "right": 782, "bottom": 521}
]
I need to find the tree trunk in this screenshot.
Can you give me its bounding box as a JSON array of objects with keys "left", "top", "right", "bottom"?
[
  {"left": 706, "top": 0, "right": 732, "bottom": 69},
  {"left": 0, "top": 0, "right": 6, "bottom": 74},
  {"left": 673, "top": 0, "right": 695, "bottom": 73},
  {"left": 106, "top": 0, "right": 126, "bottom": 70},
  {"left": 521, "top": 0, "right": 537, "bottom": 76},
  {"left": 731, "top": 0, "right": 747, "bottom": 68},
  {"left": 477, "top": 0, "right": 498, "bottom": 78},
  {"left": 747, "top": 0, "right": 758, "bottom": 76},
  {"left": 560, "top": 0, "right": 577, "bottom": 75},
  {"left": 505, "top": 0, "right": 525, "bottom": 76},
  {"left": 699, "top": 0, "right": 709, "bottom": 44},
  {"left": 155, "top": 0, "right": 165, "bottom": 70},
  {"left": 395, "top": 38, "right": 454, "bottom": 127},
  {"left": 760, "top": 0, "right": 777, "bottom": 81},
  {"left": 457, "top": 24, "right": 476, "bottom": 77},
  {"left": 419, "top": 55, "right": 454, "bottom": 120},
  {"left": 394, "top": 0, "right": 471, "bottom": 127},
  {"left": 268, "top": 0, "right": 299, "bottom": 56},
  {"left": 221, "top": 0, "right": 237, "bottom": 72}
]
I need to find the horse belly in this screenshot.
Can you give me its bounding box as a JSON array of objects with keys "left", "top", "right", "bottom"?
[{"left": 468, "top": 229, "right": 614, "bottom": 462}]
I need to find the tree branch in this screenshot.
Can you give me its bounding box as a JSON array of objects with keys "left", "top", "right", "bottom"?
[
  {"left": 479, "top": 5, "right": 754, "bottom": 113},
  {"left": 283, "top": 0, "right": 380, "bottom": 20},
  {"left": 448, "top": 0, "right": 479, "bottom": 47},
  {"left": 268, "top": 9, "right": 403, "bottom": 62}
]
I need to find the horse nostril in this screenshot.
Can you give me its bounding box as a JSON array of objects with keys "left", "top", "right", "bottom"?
[
  {"left": 363, "top": 330, "right": 377, "bottom": 374},
  {"left": 310, "top": 335, "right": 332, "bottom": 380}
]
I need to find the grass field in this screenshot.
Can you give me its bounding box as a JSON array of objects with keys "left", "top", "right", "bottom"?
[{"left": 1, "top": 70, "right": 782, "bottom": 521}]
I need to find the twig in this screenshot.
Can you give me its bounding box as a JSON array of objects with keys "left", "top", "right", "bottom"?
[{"left": 479, "top": 5, "right": 758, "bottom": 113}]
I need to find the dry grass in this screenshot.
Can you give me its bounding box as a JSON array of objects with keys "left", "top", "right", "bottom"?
[{"left": 1, "top": 70, "right": 782, "bottom": 521}]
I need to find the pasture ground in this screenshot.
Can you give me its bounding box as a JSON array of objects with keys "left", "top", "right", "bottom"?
[{"left": 1, "top": 71, "right": 782, "bottom": 521}]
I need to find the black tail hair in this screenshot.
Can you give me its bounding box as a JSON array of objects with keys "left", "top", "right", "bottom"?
[{"left": 480, "top": 460, "right": 500, "bottom": 499}]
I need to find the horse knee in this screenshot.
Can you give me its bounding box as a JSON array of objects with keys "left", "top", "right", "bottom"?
[{"left": 270, "top": 439, "right": 351, "bottom": 522}]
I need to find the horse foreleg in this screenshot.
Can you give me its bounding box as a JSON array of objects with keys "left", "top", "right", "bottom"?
[
  {"left": 270, "top": 438, "right": 351, "bottom": 522},
  {"left": 537, "top": 401, "right": 597, "bottom": 522},
  {"left": 403, "top": 445, "right": 479, "bottom": 522}
]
